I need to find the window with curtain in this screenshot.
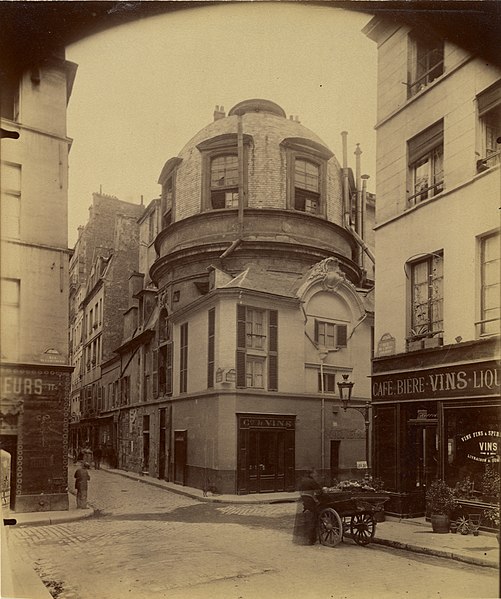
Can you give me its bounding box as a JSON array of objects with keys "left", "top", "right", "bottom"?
[
  {"left": 407, "top": 121, "right": 444, "bottom": 205},
  {"left": 407, "top": 32, "right": 444, "bottom": 98}
]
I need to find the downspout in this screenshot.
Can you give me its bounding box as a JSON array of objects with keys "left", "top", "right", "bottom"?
[
  {"left": 220, "top": 114, "right": 244, "bottom": 260},
  {"left": 341, "top": 131, "right": 350, "bottom": 228},
  {"left": 354, "top": 143, "right": 363, "bottom": 268}
]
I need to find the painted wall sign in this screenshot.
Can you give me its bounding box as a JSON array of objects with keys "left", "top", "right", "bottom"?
[
  {"left": 459, "top": 430, "right": 500, "bottom": 463},
  {"left": 239, "top": 415, "right": 295, "bottom": 430},
  {"left": 372, "top": 360, "right": 500, "bottom": 401}
]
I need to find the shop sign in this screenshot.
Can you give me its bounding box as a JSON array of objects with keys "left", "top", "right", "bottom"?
[
  {"left": 372, "top": 360, "right": 500, "bottom": 401},
  {"left": 459, "top": 430, "right": 500, "bottom": 463},
  {"left": 240, "top": 415, "right": 295, "bottom": 430}
]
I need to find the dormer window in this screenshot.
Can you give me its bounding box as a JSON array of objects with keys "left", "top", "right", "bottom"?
[
  {"left": 197, "top": 133, "right": 252, "bottom": 212},
  {"left": 210, "top": 154, "right": 239, "bottom": 209},
  {"left": 294, "top": 159, "right": 320, "bottom": 213},
  {"left": 158, "top": 157, "right": 182, "bottom": 228},
  {"left": 281, "top": 137, "right": 332, "bottom": 218}
]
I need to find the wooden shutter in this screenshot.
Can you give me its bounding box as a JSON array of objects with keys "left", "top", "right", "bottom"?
[
  {"left": 152, "top": 348, "right": 158, "bottom": 398},
  {"left": 336, "top": 324, "right": 348, "bottom": 347},
  {"left": 268, "top": 309, "right": 278, "bottom": 391},
  {"left": 166, "top": 342, "right": 173, "bottom": 396},
  {"left": 314, "top": 319, "right": 319, "bottom": 343},
  {"left": 207, "top": 308, "right": 215, "bottom": 388},
  {"left": 236, "top": 304, "right": 247, "bottom": 388}
]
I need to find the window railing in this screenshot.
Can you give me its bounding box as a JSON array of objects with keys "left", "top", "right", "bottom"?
[
  {"left": 407, "top": 180, "right": 444, "bottom": 206},
  {"left": 476, "top": 150, "right": 501, "bottom": 173},
  {"left": 408, "top": 60, "right": 444, "bottom": 97}
]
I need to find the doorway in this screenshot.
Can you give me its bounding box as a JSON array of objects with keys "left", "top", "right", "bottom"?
[
  {"left": 174, "top": 429, "right": 187, "bottom": 485},
  {"left": 248, "top": 430, "right": 285, "bottom": 493}
]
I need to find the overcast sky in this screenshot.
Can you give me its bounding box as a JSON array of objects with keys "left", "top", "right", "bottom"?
[{"left": 66, "top": 2, "right": 377, "bottom": 246}]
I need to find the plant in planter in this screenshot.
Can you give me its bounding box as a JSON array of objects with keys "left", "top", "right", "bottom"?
[
  {"left": 426, "top": 479, "right": 456, "bottom": 533},
  {"left": 481, "top": 464, "right": 500, "bottom": 503}
]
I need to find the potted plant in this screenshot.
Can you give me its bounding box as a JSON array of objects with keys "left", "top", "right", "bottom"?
[{"left": 426, "top": 479, "right": 456, "bottom": 533}]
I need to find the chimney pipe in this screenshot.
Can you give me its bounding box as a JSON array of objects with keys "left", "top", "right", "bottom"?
[
  {"left": 214, "top": 105, "right": 226, "bottom": 121},
  {"left": 341, "top": 131, "right": 350, "bottom": 227}
]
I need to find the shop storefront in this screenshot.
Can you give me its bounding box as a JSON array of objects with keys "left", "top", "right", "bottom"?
[
  {"left": 0, "top": 364, "right": 71, "bottom": 512},
  {"left": 237, "top": 413, "right": 296, "bottom": 494},
  {"left": 372, "top": 339, "right": 500, "bottom": 522}
]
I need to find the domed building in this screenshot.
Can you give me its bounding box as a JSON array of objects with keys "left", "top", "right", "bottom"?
[{"left": 117, "top": 100, "right": 375, "bottom": 495}]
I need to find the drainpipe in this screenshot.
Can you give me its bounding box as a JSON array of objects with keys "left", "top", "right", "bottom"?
[
  {"left": 220, "top": 114, "right": 244, "bottom": 260},
  {"left": 361, "top": 174, "right": 370, "bottom": 273},
  {"left": 341, "top": 131, "right": 350, "bottom": 228},
  {"left": 237, "top": 114, "right": 244, "bottom": 236},
  {"left": 354, "top": 143, "right": 363, "bottom": 268}
]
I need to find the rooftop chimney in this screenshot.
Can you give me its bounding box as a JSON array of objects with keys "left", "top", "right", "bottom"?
[{"left": 214, "top": 105, "right": 226, "bottom": 121}]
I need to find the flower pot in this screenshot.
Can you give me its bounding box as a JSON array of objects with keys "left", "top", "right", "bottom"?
[{"left": 431, "top": 514, "right": 450, "bottom": 533}]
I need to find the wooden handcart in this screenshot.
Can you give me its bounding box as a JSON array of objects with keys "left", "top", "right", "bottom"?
[{"left": 301, "top": 490, "right": 389, "bottom": 547}]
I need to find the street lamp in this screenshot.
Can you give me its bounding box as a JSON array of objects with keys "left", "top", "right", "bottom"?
[{"left": 336, "top": 374, "right": 371, "bottom": 475}]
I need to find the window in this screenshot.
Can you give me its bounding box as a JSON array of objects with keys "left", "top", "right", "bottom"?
[
  {"left": 479, "top": 232, "right": 500, "bottom": 335},
  {"left": 0, "top": 278, "right": 20, "bottom": 360},
  {"left": 294, "top": 159, "right": 320, "bottom": 213},
  {"left": 1, "top": 162, "right": 21, "bottom": 239},
  {"left": 197, "top": 133, "right": 252, "bottom": 212},
  {"left": 158, "top": 157, "right": 181, "bottom": 228},
  {"left": 318, "top": 372, "right": 336, "bottom": 393},
  {"left": 236, "top": 305, "right": 278, "bottom": 391},
  {"left": 408, "top": 33, "right": 444, "bottom": 97},
  {"left": 246, "top": 356, "right": 265, "bottom": 389},
  {"left": 407, "top": 121, "right": 444, "bottom": 205},
  {"left": 409, "top": 253, "right": 443, "bottom": 340},
  {"left": 0, "top": 76, "right": 19, "bottom": 120},
  {"left": 210, "top": 154, "right": 239, "bottom": 209},
  {"left": 246, "top": 308, "right": 265, "bottom": 349},
  {"left": 314, "top": 320, "right": 348, "bottom": 348},
  {"left": 148, "top": 211, "right": 156, "bottom": 243},
  {"left": 477, "top": 80, "right": 501, "bottom": 172},
  {"left": 120, "top": 376, "right": 130, "bottom": 405},
  {"left": 180, "top": 322, "right": 188, "bottom": 393},
  {"left": 281, "top": 138, "right": 332, "bottom": 218}
]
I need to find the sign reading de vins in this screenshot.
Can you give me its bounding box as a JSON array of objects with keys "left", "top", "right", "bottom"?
[{"left": 372, "top": 360, "right": 500, "bottom": 401}]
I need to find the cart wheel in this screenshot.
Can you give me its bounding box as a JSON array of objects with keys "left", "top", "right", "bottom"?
[
  {"left": 318, "top": 508, "right": 343, "bottom": 547},
  {"left": 350, "top": 513, "right": 376, "bottom": 546}
]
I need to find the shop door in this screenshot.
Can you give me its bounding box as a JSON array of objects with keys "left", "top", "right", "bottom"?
[
  {"left": 0, "top": 436, "right": 17, "bottom": 509},
  {"left": 410, "top": 423, "right": 438, "bottom": 511},
  {"left": 158, "top": 408, "right": 166, "bottom": 480},
  {"left": 174, "top": 430, "right": 187, "bottom": 485},
  {"left": 248, "top": 430, "right": 285, "bottom": 493}
]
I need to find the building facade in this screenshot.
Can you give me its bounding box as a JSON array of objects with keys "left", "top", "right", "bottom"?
[
  {"left": 1, "top": 52, "right": 77, "bottom": 511},
  {"left": 105, "top": 99, "right": 376, "bottom": 494},
  {"left": 364, "top": 19, "right": 500, "bottom": 520},
  {"left": 68, "top": 193, "right": 144, "bottom": 455}
]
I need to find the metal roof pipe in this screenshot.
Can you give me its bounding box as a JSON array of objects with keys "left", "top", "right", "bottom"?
[{"left": 341, "top": 131, "right": 350, "bottom": 228}]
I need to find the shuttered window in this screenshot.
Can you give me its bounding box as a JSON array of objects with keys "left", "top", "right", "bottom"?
[
  {"left": 314, "top": 320, "right": 348, "bottom": 348},
  {"left": 235, "top": 305, "right": 278, "bottom": 391}
]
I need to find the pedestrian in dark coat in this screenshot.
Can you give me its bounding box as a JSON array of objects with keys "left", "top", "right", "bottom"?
[
  {"left": 293, "top": 468, "right": 323, "bottom": 545},
  {"left": 74, "top": 462, "right": 90, "bottom": 508},
  {"left": 94, "top": 445, "right": 102, "bottom": 469}
]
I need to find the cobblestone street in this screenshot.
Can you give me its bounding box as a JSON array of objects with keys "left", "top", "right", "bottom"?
[{"left": 9, "top": 467, "right": 499, "bottom": 599}]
